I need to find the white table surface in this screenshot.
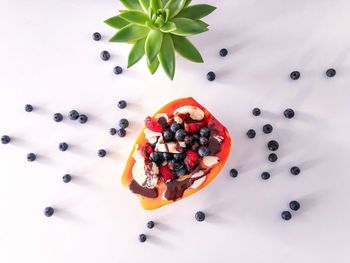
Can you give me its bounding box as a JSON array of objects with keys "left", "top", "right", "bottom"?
[{"left": 1, "top": 0, "right": 350, "bottom": 262}]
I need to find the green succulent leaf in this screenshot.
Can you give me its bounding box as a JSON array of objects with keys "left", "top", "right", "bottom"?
[
  {"left": 139, "top": 0, "right": 150, "bottom": 12},
  {"left": 148, "top": 57, "right": 160, "bottom": 74},
  {"left": 145, "top": 30, "right": 163, "bottom": 63},
  {"left": 128, "top": 38, "right": 146, "bottom": 68},
  {"left": 104, "top": 15, "right": 129, "bottom": 29},
  {"left": 154, "top": 16, "right": 165, "bottom": 27},
  {"left": 176, "top": 4, "right": 216, "bottom": 20},
  {"left": 120, "top": 0, "right": 143, "bottom": 10},
  {"left": 197, "top": 20, "right": 209, "bottom": 28},
  {"left": 171, "top": 18, "right": 208, "bottom": 36},
  {"left": 110, "top": 24, "right": 149, "bottom": 42},
  {"left": 184, "top": 0, "right": 192, "bottom": 7},
  {"left": 160, "top": 21, "right": 176, "bottom": 32},
  {"left": 164, "top": 0, "right": 186, "bottom": 19},
  {"left": 119, "top": 11, "right": 149, "bottom": 25},
  {"left": 158, "top": 34, "right": 175, "bottom": 80},
  {"left": 171, "top": 35, "right": 203, "bottom": 63},
  {"left": 150, "top": 0, "right": 162, "bottom": 10}
]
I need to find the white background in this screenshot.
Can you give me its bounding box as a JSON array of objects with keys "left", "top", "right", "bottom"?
[{"left": 1, "top": 0, "right": 350, "bottom": 262}]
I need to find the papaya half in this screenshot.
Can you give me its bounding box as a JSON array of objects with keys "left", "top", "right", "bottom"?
[{"left": 121, "top": 97, "right": 232, "bottom": 210}]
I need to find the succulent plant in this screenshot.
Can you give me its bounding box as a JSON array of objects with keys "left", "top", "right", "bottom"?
[{"left": 105, "top": 0, "right": 216, "bottom": 80}]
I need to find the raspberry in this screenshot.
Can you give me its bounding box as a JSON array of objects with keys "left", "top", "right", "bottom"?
[
  {"left": 140, "top": 143, "right": 153, "bottom": 157},
  {"left": 184, "top": 121, "right": 205, "bottom": 133},
  {"left": 185, "top": 150, "right": 199, "bottom": 169},
  {"left": 159, "top": 164, "right": 174, "bottom": 182},
  {"left": 145, "top": 116, "right": 163, "bottom": 132}
]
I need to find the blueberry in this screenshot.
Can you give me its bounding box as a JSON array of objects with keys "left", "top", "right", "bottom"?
[
  {"left": 246, "top": 129, "right": 256, "bottom": 139},
  {"left": 25, "top": 104, "right": 33, "bottom": 112},
  {"left": 174, "top": 153, "right": 185, "bottom": 161},
  {"left": 92, "top": 32, "right": 101, "bottom": 41},
  {"left": 268, "top": 153, "right": 278, "bottom": 162},
  {"left": 62, "top": 174, "right": 72, "bottom": 183},
  {"left": 263, "top": 124, "right": 273, "bottom": 134},
  {"left": 281, "top": 211, "right": 292, "bottom": 221},
  {"left": 119, "top": 118, "right": 129, "bottom": 129},
  {"left": 117, "top": 100, "right": 127, "bottom": 109},
  {"left": 289, "top": 200, "right": 300, "bottom": 211},
  {"left": 139, "top": 234, "right": 147, "bottom": 242},
  {"left": 175, "top": 129, "right": 186, "bottom": 141},
  {"left": 261, "top": 171, "right": 270, "bottom": 180},
  {"left": 59, "top": 142, "right": 68, "bottom": 152},
  {"left": 177, "top": 167, "right": 188, "bottom": 177},
  {"left": 290, "top": 166, "right": 300, "bottom": 175},
  {"left": 78, "top": 114, "right": 88, "bottom": 124},
  {"left": 68, "top": 110, "right": 79, "bottom": 120},
  {"left": 192, "top": 133, "right": 200, "bottom": 141},
  {"left": 117, "top": 128, "right": 126, "bottom": 137},
  {"left": 207, "top": 71, "right": 216, "bottom": 81},
  {"left": 147, "top": 221, "right": 155, "bottom": 229},
  {"left": 53, "top": 113, "right": 63, "bottom": 122},
  {"left": 168, "top": 160, "right": 183, "bottom": 171},
  {"left": 229, "top": 168, "right": 238, "bottom": 178},
  {"left": 100, "top": 50, "right": 110, "bottom": 61},
  {"left": 170, "top": 122, "right": 181, "bottom": 133},
  {"left": 198, "top": 146, "right": 209, "bottom": 157},
  {"left": 150, "top": 152, "right": 163, "bottom": 164},
  {"left": 113, "top": 66, "right": 123, "bottom": 75},
  {"left": 184, "top": 135, "right": 193, "bottom": 146},
  {"left": 195, "top": 211, "right": 205, "bottom": 222},
  {"left": 199, "top": 127, "right": 210, "bottom": 137},
  {"left": 27, "top": 153, "right": 36, "bottom": 162},
  {"left": 191, "top": 142, "right": 200, "bottom": 151},
  {"left": 44, "top": 207, "right": 54, "bottom": 217},
  {"left": 109, "top": 128, "right": 117, "bottom": 135},
  {"left": 98, "top": 149, "right": 106, "bottom": 157},
  {"left": 219, "top": 48, "right": 228, "bottom": 57},
  {"left": 199, "top": 136, "right": 209, "bottom": 146},
  {"left": 162, "top": 152, "right": 173, "bottom": 160},
  {"left": 326, "top": 68, "right": 336, "bottom": 77},
  {"left": 290, "top": 71, "right": 300, "bottom": 80},
  {"left": 1, "top": 135, "right": 11, "bottom": 144},
  {"left": 163, "top": 129, "right": 173, "bottom": 141},
  {"left": 267, "top": 140, "right": 279, "bottom": 151},
  {"left": 252, "top": 107, "right": 261, "bottom": 116},
  {"left": 284, "top": 108, "right": 295, "bottom": 119}
]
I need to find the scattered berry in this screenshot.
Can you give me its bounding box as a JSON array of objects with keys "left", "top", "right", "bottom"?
[
  {"left": 290, "top": 71, "right": 300, "bottom": 80},
  {"left": 246, "top": 129, "right": 256, "bottom": 138},
  {"left": 53, "top": 113, "right": 63, "bottom": 122},
  {"left": 219, "top": 48, "right": 228, "bottom": 57},
  {"left": 44, "top": 207, "right": 54, "bottom": 217},
  {"left": 263, "top": 124, "right": 273, "bottom": 134},
  {"left": 68, "top": 110, "right": 79, "bottom": 120},
  {"left": 117, "top": 128, "right": 126, "bottom": 137},
  {"left": 281, "top": 211, "right": 292, "bottom": 221},
  {"left": 175, "top": 129, "right": 186, "bottom": 141},
  {"left": 207, "top": 71, "right": 216, "bottom": 81},
  {"left": 284, "top": 108, "right": 295, "bottom": 119},
  {"left": 98, "top": 149, "right": 106, "bottom": 157},
  {"left": 117, "top": 100, "right": 127, "bottom": 109},
  {"left": 145, "top": 116, "right": 163, "bottom": 132},
  {"left": 100, "top": 50, "right": 110, "bottom": 61},
  {"left": 78, "top": 114, "right": 88, "bottom": 124},
  {"left": 113, "top": 66, "right": 123, "bottom": 75},
  {"left": 109, "top": 128, "right": 117, "bottom": 135},
  {"left": 27, "top": 153, "right": 36, "bottom": 162},
  {"left": 252, "top": 107, "right": 261, "bottom": 116},
  {"left": 62, "top": 174, "right": 72, "bottom": 183},
  {"left": 326, "top": 68, "right": 336, "bottom": 77},
  {"left": 59, "top": 142, "right": 69, "bottom": 152},
  {"left": 268, "top": 153, "right": 278, "bottom": 162},
  {"left": 289, "top": 200, "right": 300, "bottom": 211},
  {"left": 198, "top": 146, "right": 209, "bottom": 157},
  {"left": 139, "top": 234, "right": 147, "bottom": 243},
  {"left": 195, "top": 211, "right": 206, "bottom": 222},
  {"left": 92, "top": 32, "right": 101, "bottom": 41},
  {"left": 25, "top": 104, "right": 33, "bottom": 112},
  {"left": 267, "top": 140, "right": 279, "bottom": 151},
  {"left": 261, "top": 171, "right": 270, "bottom": 180},
  {"left": 147, "top": 221, "right": 155, "bottom": 229},
  {"left": 290, "top": 166, "right": 300, "bottom": 175},
  {"left": 119, "top": 118, "right": 129, "bottom": 129},
  {"left": 1, "top": 135, "right": 11, "bottom": 144},
  {"left": 230, "top": 168, "right": 238, "bottom": 178}
]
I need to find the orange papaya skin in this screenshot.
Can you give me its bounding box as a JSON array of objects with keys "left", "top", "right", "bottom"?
[{"left": 121, "top": 97, "right": 232, "bottom": 210}]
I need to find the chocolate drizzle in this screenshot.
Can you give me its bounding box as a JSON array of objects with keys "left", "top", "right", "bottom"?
[
  {"left": 129, "top": 180, "right": 158, "bottom": 198},
  {"left": 208, "top": 137, "right": 221, "bottom": 155}
]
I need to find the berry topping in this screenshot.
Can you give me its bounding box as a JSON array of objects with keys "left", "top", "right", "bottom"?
[
  {"left": 268, "top": 153, "right": 278, "bottom": 162},
  {"left": 185, "top": 150, "right": 199, "bottom": 166},
  {"left": 184, "top": 135, "right": 194, "bottom": 146},
  {"left": 284, "top": 108, "right": 295, "bottom": 119},
  {"left": 150, "top": 152, "right": 163, "bottom": 164},
  {"left": 289, "top": 200, "right": 300, "bottom": 211},
  {"left": 44, "top": 207, "right": 54, "bottom": 217},
  {"left": 230, "top": 168, "right": 238, "bottom": 178},
  {"left": 113, "top": 66, "right": 123, "bottom": 75},
  {"left": 162, "top": 152, "right": 173, "bottom": 160},
  {"left": 175, "top": 129, "right": 186, "bottom": 141},
  {"left": 174, "top": 153, "right": 186, "bottom": 161},
  {"left": 25, "top": 104, "right": 33, "bottom": 112},
  {"left": 219, "top": 48, "right": 228, "bottom": 57},
  {"left": 267, "top": 140, "right": 279, "bottom": 151},
  {"left": 263, "top": 124, "right": 273, "bottom": 134},
  {"left": 326, "top": 68, "right": 336, "bottom": 77},
  {"left": 159, "top": 164, "right": 174, "bottom": 182},
  {"left": 147, "top": 221, "right": 155, "bottom": 229},
  {"left": 290, "top": 166, "right": 300, "bottom": 175},
  {"left": 170, "top": 122, "right": 182, "bottom": 133},
  {"left": 198, "top": 146, "right": 209, "bottom": 157},
  {"left": 168, "top": 159, "right": 184, "bottom": 171},
  {"left": 199, "top": 136, "right": 209, "bottom": 146},
  {"left": 184, "top": 121, "right": 205, "bottom": 133},
  {"left": 62, "top": 174, "right": 72, "bottom": 183},
  {"left": 140, "top": 143, "right": 153, "bottom": 157},
  {"left": 78, "top": 114, "right": 88, "bottom": 124},
  {"left": 252, "top": 108, "right": 261, "bottom": 116},
  {"left": 246, "top": 129, "right": 256, "bottom": 139},
  {"left": 207, "top": 71, "right": 216, "bottom": 81},
  {"left": 92, "top": 32, "right": 101, "bottom": 41},
  {"left": 1, "top": 135, "right": 11, "bottom": 144},
  {"left": 163, "top": 129, "right": 173, "bottom": 141},
  {"left": 145, "top": 116, "right": 163, "bottom": 132},
  {"left": 117, "top": 100, "right": 127, "bottom": 109},
  {"left": 195, "top": 211, "right": 205, "bottom": 222},
  {"left": 119, "top": 118, "right": 129, "bottom": 129},
  {"left": 69, "top": 110, "right": 79, "bottom": 120},
  {"left": 290, "top": 71, "right": 300, "bottom": 80},
  {"left": 191, "top": 141, "right": 200, "bottom": 151},
  {"left": 139, "top": 234, "right": 147, "bottom": 243},
  {"left": 199, "top": 127, "right": 210, "bottom": 137},
  {"left": 177, "top": 167, "right": 188, "bottom": 177},
  {"left": 261, "top": 171, "right": 270, "bottom": 180},
  {"left": 100, "top": 50, "right": 110, "bottom": 61},
  {"left": 281, "top": 211, "right": 292, "bottom": 221}
]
